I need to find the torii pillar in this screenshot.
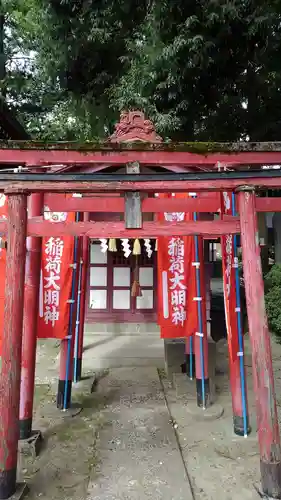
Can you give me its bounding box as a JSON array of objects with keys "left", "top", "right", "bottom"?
[
  {"left": 238, "top": 187, "right": 281, "bottom": 498},
  {"left": 0, "top": 192, "right": 27, "bottom": 499},
  {"left": 19, "top": 192, "right": 44, "bottom": 441}
]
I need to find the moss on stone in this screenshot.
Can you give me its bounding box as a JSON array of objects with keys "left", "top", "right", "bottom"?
[{"left": 1, "top": 139, "right": 281, "bottom": 153}]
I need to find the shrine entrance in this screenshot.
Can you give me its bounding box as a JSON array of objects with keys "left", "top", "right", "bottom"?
[
  {"left": 87, "top": 238, "right": 157, "bottom": 324},
  {"left": 1, "top": 112, "right": 281, "bottom": 498}
]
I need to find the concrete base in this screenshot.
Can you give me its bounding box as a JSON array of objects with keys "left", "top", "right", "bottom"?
[
  {"left": 208, "top": 340, "right": 217, "bottom": 403},
  {"left": 59, "top": 403, "right": 83, "bottom": 417},
  {"left": 42, "top": 401, "right": 82, "bottom": 420},
  {"left": 165, "top": 338, "right": 217, "bottom": 403},
  {"left": 9, "top": 483, "right": 29, "bottom": 500},
  {"left": 173, "top": 373, "right": 197, "bottom": 400},
  {"left": 18, "top": 431, "right": 43, "bottom": 458},
  {"left": 253, "top": 483, "right": 275, "bottom": 499},
  {"left": 164, "top": 339, "right": 186, "bottom": 380},
  {"left": 185, "top": 401, "right": 224, "bottom": 421}
]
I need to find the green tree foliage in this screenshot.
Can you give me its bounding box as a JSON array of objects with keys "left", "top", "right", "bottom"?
[
  {"left": 265, "top": 265, "right": 281, "bottom": 341},
  {"left": 112, "top": 0, "right": 281, "bottom": 140},
  {"left": 4, "top": 0, "right": 281, "bottom": 140}
]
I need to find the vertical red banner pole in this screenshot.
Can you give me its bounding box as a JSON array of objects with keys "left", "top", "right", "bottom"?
[
  {"left": 19, "top": 192, "right": 44, "bottom": 440},
  {"left": 0, "top": 192, "right": 27, "bottom": 499},
  {"left": 221, "top": 192, "right": 250, "bottom": 436},
  {"left": 238, "top": 187, "right": 281, "bottom": 498},
  {"left": 193, "top": 210, "right": 209, "bottom": 408},
  {"left": 75, "top": 212, "right": 89, "bottom": 381},
  {"left": 57, "top": 217, "right": 81, "bottom": 410},
  {"left": 76, "top": 212, "right": 89, "bottom": 381}
]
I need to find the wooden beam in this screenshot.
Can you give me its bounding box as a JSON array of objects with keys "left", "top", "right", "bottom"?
[
  {"left": 4, "top": 177, "right": 281, "bottom": 193},
  {"left": 42, "top": 194, "right": 281, "bottom": 213},
  {"left": 255, "top": 197, "right": 281, "bottom": 212},
  {"left": 43, "top": 194, "right": 221, "bottom": 213},
  {"left": 2, "top": 148, "right": 281, "bottom": 167},
  {"left": 0, "top": 218, "right": 240, "bottom": 237},
  {"left": 26, "top": 218, "right": 240, "bottom": 238}
]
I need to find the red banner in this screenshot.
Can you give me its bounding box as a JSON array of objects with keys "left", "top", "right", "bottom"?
[
  {"left": 157, "top": 193, "right": 199, "bottom": 338},
  {"left": 37, "top": 207, "right": 75, "bottom": 339},
  {"left": 0, "top": 195, "right": 7, "bottom": 354},
  {"left": 221, "top": 192, "right": 239, "bottom": 361}
]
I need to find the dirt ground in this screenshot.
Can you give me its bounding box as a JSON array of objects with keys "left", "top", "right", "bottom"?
[{"left": 19, "top": 333, "right": 281, "bottom": 500}]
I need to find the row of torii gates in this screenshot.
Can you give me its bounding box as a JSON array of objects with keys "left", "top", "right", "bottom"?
[{"left": 2, "top": 116, "right": 281, "bottom": 498}]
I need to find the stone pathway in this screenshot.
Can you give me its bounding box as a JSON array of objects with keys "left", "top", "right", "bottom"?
[
  {"left": 86, "top": 367, "right": 194, "bottom": 500},
  {"left": 29, "top": 331, "right": 281, "bottom": 500}
]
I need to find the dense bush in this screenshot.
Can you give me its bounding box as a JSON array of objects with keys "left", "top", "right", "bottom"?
[{"left": 265, "top": 265, "right": 281, "bottom": 341}]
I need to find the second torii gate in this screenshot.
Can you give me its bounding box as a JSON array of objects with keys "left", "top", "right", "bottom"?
[{"left": 1, "top": 132, "right": 281, "bottom": 497}]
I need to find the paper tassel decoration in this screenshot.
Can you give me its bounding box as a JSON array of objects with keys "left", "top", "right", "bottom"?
[
  {"left": 131, "top": 280, "right": 142, "bottom": 297},
  {"left": 144, "top": 239, "right": 152, "bottom": 258},
  {"left": 155, "top": 239, "right": 158, "bottom": 251},
  {"left": 131, "top": 265, "right": 142, "bottom": 297},
  {"left": 131, "top": 239, "right": 142, "bottom": 296},
  {"left": 100, "top": 239, "right": 108, "bottom": 253},
  {"left": 121, "top": 239, "right": 131, "bottom": 258},
  {"left": 133, "top": 238, "right": 141, "bottom": 255},
  {"left": 108, "top": 238, "right": 117, "bottom": 252}
]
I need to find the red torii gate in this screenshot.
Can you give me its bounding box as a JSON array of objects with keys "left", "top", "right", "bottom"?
[{"left": 1, "top": 128, "right": 281, "bottom": 498}]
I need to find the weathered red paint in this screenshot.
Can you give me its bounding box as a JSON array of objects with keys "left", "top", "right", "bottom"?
[
  {"left": 77, "top": 213, "right": 90, "bottom": 369},
  {"left": 255, "top": 197, "right": 281, "bottom": 212},
  {"left": 26, "top": 219, "right": 240, "bottom": 238},
  {"left": 238, "top": 189, "right": 281, "bottom": 497},
  {"left": 1, "top": 147, "right": 281, "bottom": 167},
  {"left": 19, "top": 193, "right": 44, "bottom": 439},
  {"left": 3, "top": 176, "right": 281, "bottom": 194},
  {"left": 0, "top": 193, "right": 27, "bottom": 498},
  {"left": 0, "top": 218, "right": 239, "bottom": 239},
  {"left": 43, "top": 194, "right": 220, "bottom": 213}
]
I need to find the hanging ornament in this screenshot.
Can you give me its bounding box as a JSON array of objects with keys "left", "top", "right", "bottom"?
[
  {"left": 131, "top": 263, "right": 142, "bottom": 298},
  {"left": 121, "top": 239, "right": 131, "bottom": 258},
  {"left": 100, "top": 239, "right": 108, "bottom": 253},
  {"left": 133, "top": 238, "right": 141, "bottom": 256},
  {"left": 108, "top": 238, "right": 117, "bottom": 252},
  {"left": 131, "top": 239, "right": 142, "bottom": 297},
  {"left": 144, "top": 239, "right": 152, "bottom": 258}
]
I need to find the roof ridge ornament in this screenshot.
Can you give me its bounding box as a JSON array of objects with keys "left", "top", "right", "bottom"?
[{"left": 109, "top": 110, "right": 163, "bottom": 143}]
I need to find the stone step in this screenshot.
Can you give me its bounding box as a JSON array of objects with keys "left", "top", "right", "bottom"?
[{"left": 84, "top": 322, "right": 160, "bottom": 335}]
